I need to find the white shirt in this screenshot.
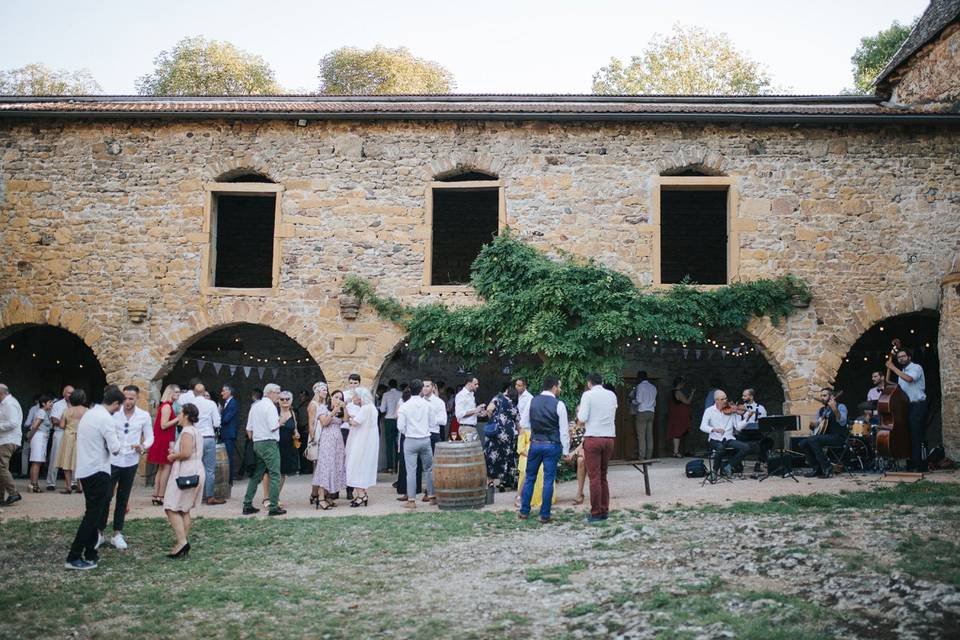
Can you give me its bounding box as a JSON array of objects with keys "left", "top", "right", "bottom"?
[
  {"left": 633, "top": 380, "right": 657, "bottom": 413},
  {"left": 179, "top": 391, "right": 221, "bottom": 438},
  {"left": 379, "top": 388, "right": 403, "bottom": 419},
  {"left": 577, "top": 385, "right": 618, "bottom": 438},
  {"left": 75, "top": 404, "right": 122, "bottom": 479},
  {"left": 740, "top": 402, "right": 767, "bottom": 424},
  {"left": 517, "top": 390, "right": 533, "bottom": 429},
  {"left": 397, "top": 395, "right": 433, "bottom": 439},
  {"left": 50, "top": 397, "right": 68, "bottom": 427},
  {"left": 425, "top": 394, "right": 447, "bottom": 434},
  {"left": 0, "top": 394, "right": 23, "bottom": 447},
  {"left": 110, "top": 406, "right": 154, "bottom": 468},
  {"left": 898, "top": 362, "right": 926, "bottom": 402},
  {"left": 248, "top": 397, "right": 281, "bottom": 442},
  {"left": 700, "top": 405, "right": 743, "bottom": 442},
  {"left": 455, "top": 387, "right": 478, "bottom": 426}
]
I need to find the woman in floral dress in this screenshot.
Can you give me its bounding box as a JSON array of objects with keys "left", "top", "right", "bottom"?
[
  {"left": 310, "top": 386, "right": 346, "bottom": 509},
  {"left": 482, "top": 384, "right": 519, "bottom": 490}
]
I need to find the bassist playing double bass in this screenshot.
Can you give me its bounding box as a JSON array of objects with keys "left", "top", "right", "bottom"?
[
  {"left": 800, "top": 388, "right": 848, "bottom": 478},
  {"left": 885, "top": 348, "right": 927, "bottom": 471}
]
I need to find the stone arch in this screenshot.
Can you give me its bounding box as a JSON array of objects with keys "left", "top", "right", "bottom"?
[
  {"left": 214, "top": 168, "right": 275, "bottom": 183},
  {"left": 426, "top": 151, "right": 505, "bottom": 181},
  {"left": 204, "top": 156, "right": 278, "bottom": 184},
  {"left": 0, "top": 296, "right": 114, "bottom": 375},
  {"left": 742, "top": 316, "right": 796, "bottom": 408},
  {"left": 657, "top": 147, "right": 727, "bottom": 176}
]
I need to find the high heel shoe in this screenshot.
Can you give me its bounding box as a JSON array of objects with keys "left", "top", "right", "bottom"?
[
  {"left": 317, "top": 499, "right": 333, "bottom": 510},
  {"left": 151, "top": 496, "right": 164, "bottom": 506},
  {"left": 350, "top": 495, "right": 368, "bottom": 508},
  {"left": 309, "top": 495, "right": 319, "bottom": 507},
  {"left": 166, "top": 542, "right": 190, "bottom": 559},
  {"left": 30, "top": 484, "right": 41, "bottom": 493}
]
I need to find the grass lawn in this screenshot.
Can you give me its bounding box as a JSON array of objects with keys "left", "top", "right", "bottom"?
[{"left": 3, "top": 481, "right": 959, "bottom": 639}]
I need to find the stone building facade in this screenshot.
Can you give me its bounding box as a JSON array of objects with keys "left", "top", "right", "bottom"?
[{"left": 1, "top": 6, "right": 958, "bottom": 458}]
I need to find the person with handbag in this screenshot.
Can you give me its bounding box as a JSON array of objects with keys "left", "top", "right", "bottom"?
[
  {"left": 307, "top": 384, "right": 346, "bottom": 510},
  {"left": 162, "top": 403, "right": 205, "bottom": 559}
]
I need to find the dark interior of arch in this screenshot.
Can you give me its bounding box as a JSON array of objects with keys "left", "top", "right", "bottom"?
[
  {"left": 0, "top": 324, "right": 108, "bottom": 416},
  {"left": 161, "top": 323, "right": 323, "bottom": 419},
  {"left": 216, "top": 170, "right": 275, "bottom": 183},
  {"left": 834, "top": 311, "right": 941, "bottom": 445},
  {"left": 436, "top": 170, "right": 497, "bottom": 182}
]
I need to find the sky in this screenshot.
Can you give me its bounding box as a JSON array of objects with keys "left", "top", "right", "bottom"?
[{"left": 0, "top": 0, "right": 929, "bottom": 95}]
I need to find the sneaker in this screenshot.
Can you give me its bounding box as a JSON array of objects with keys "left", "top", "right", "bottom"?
[
  {"left": 267, "top": 508, "right": 287, "bottom": 516},
  {"left": 242, "top": 505, "right": 259, "bottom": 515},
  {"left": 111, "top": 533, "right": 128, "bottom": 550},
  {"left": 94, "top": 532, "right": 105, "bottom": 550},
  {"left": 585, "top": 515, "right": 605, "bottom": 524},
  {"left": 517, "top": 512, "right": 529, "bottom": 520},
  {"left": 64, "top": 559, "right": 97, "bottom": 570},
  {"left": 722, "top": 464, "right": 733, "bottom": 477},
  {"left": 46, "top": 485, "right": 56, "bottom": 492},
  {"left": 403, "top": 500, "right": 417, "bottom": 510},
  {"left": 3, "top": 493, "right": 21, "bottom": 505}
]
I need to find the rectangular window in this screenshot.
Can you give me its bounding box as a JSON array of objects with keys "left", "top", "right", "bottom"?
[
  {"left": 427, "top": 182, "right": 503, "bottom": 287},
  {"left": 659, "top": 188, "right": 728, "bottom": 285},
  {"left": 213, "top": 194, "right": 276, "bottom": 288}
]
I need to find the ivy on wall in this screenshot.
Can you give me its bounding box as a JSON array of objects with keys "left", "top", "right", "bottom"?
[{"left": 344, "top": 231, "right": 810, "bottom": 404}]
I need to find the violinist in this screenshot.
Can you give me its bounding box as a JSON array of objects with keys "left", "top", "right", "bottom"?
[
  {"left": 886, "top": 349, "right": 927, "bottom": 471},
  {"left": 800, "top": 388, "right": 848, "bottom": 478},
  {"left": 699, "top": 390, "right": 750, "bottom": 477}
]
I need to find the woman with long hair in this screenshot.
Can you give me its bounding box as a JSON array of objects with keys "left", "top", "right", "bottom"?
[
  {"left": 27, "top": 394, "right": 54, "bottom": 492},
  {"left": 309, "top": 384, "right": 347, "bottom": 509},
  {"left": 148, "top": 384, "right": 180, "bottom": 505},
  {"left": 55, "top": 388, "right": 88, "bottom": 494},
  {"left": 482, "top": 383, "right": 520, "bottom": 490},
  {"left": 666, "top": 376, "right": 695, "bottom": 458},
  {"left": 163, "top": 403, "right": 204, "bottom": 559}
]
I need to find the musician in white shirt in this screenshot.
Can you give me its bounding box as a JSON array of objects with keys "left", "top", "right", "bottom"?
[{"left": 699, "top": 390, "right": 750, "bottom": 477}]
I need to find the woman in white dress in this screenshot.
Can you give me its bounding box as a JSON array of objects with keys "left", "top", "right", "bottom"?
[
  {"left": 344, "top": 387, "right": 379, "bottom": 507},
  {"left": 27, "top": 395, "right": 54, "bottom": 492}
]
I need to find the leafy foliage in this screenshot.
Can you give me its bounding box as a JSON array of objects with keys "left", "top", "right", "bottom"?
[
  {"left": 592, "top": 24, "right": 775, "bottom": 95},
  {"left": 136, "top": 36, "right": 282, "bottom": 96},
  {"left": 318, "top": 45, "right": 455, "bottom": 95},
  {"left": 0, "top": 63, "right": 102, "bottom": 95},
  {"left": 344, "top": 232, "right": 809, "bottom": 403},
  {"left": 849, "top": 19, "right": 915, "bottom": 94}
]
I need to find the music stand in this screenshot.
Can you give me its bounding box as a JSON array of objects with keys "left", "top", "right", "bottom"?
[{"left": 757, "top": 415, "right": 801, "bottom": 483}]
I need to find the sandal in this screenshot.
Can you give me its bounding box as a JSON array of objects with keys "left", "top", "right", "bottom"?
[
  {"left": 309, "top": 495, "right": 319, "bottom": 506},
  {"left": 59, "top": 488, "right": 73, "bottom": 495},
  {"left": 30, "top": 484, "right": 41, "bottom": 493},
  {"left": 317, "top": 499, "right": 333, "bottom": 511},
  {"left": 514, "top": 495, "right": 521, "bottom": 508},
  {"left": 573, "top": 494, "right": 585, "bottom": 505},
  {"left": 152, "top": 496, "right": 164, "bottom": 506}
]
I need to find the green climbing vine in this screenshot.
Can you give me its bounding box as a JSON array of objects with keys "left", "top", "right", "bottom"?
[{"left": 344, "top": 231, "right": 810, "bottom": 404}]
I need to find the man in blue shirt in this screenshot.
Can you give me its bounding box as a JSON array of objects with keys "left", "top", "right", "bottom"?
[
  {"left": 800, "top": 388, "right": 848, "bottom": 478},
  {"left": 886, "top": 349, "right": 927, "bottom": 471},
  {"left": 220, "top": 385, "right": 240, "bottom": 483}
]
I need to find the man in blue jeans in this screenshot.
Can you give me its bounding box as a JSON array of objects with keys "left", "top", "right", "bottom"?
[{"left": 519, "top": 376, "right": 570, "bottom": 524}]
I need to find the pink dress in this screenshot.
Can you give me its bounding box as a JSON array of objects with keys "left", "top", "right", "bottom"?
[{"left": 163, "top": 425, "right": 204, "bottom": 513}]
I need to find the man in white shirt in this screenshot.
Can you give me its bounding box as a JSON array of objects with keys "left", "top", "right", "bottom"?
[
  {"left": 577, "top": 373, "right": 618, "bottom": 522},
  {"left": 102, "top": 385, "right": 153, "bottom": 550},
  {"left": 65, "top": 385, "right": 124, "bottom": 570},
  {"left": 737, "top": 388, "right": 771, "bottom": 474},
  {"left": 242, "top": 384, "right": 285, "bottom": 516},
  {"left": 397, "top": 379, "right": 435, "bottom": 508},
  {"left": 422, "top": 379, "right": 447, "bottom": 449},
  {"left": 455, "top": 376, "right": 485, "bottom": 438},
  {"left": 47, "top": 384, "right": 74, "bottom": 490},
  {"left": 378, "top": 379, "right": 403, "bottom": 472},
  {"left": 887, "top": 349, "right": 928, "bottom": 471},
  {"left": 630, "top": 371, "right": 657, "bottom": 460},
  {"left": 179, "top": 378, "right": 224, "bottom": 505},
  {"left": 0, "top": 383, "right": 24, "bottom": 506},
  {"left": 519, "top": 377, "right": 570, "bottom": 524},
  {"left": 700, "top": 389, "right": 750, "bottom": 477},
  {"left": 515, "top": 378, "right": 533, "bottom": 432}
]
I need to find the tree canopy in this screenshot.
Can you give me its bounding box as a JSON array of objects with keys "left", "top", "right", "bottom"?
[
  {"left": 345, "top": 232, "right": 809, "bottom": 404},
  {"left": 318, "top": 45, "right": 455, "bottom": 95},
  {"left": 136, "top": 36, "right": 282, "bottom": 96},
  {"left": 592, "top": 24, "right": 774, "bottom": 95},
  {"left": 849, "top": 20, "right": 915, "bottom": 94},
  {"left": 0, "top": 63, "right": 101, "bottom": 95}
]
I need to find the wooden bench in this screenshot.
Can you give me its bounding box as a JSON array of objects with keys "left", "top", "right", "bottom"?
[{"left": 609, "top": 458, "right": 659, "bottom": 496}]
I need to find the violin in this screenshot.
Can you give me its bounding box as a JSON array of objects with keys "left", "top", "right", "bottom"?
[{"left": 720, "top": 401, "right": 746, "bottom": 416}]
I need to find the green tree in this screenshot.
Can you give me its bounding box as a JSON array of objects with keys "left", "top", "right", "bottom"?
[
  {"left": 850, "top": 20, "right": 915, "bottom": 93},
  {"left": 319, "top": 45, "right": 455, "bottom": 94},
  {"left": 592, "top": 24, "right": 774, "bottom": 95},
  {"left": 0, "top": 63, "right": 102, "bottom": 95},
  {"left": 136, "top": 36, "right": 282, "bottom": 96}
]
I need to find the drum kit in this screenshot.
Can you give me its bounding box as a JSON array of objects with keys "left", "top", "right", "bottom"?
[{"left": 843, "top": 419, "right": 884, "bottom": 472}]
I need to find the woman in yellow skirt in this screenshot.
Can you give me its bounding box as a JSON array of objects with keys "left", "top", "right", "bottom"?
[{"left": 514, "top": 428, "right": 554, "bottom": 508}]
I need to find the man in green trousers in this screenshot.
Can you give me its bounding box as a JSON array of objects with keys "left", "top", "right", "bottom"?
[{"left": 242, "top": 383, "right": 285, "bottom": 516}]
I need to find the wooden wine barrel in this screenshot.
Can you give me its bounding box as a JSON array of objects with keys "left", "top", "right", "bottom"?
[
  {"left": 433, "top": 441, "right": 487, "bottom": 510},
  {"left": 213, "top": 443, "right": 231, "bottom": 500}
]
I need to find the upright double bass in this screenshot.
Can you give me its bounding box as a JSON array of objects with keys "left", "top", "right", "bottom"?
[{"left": 876, "top": 338, "right": 910, "bottom": 459}]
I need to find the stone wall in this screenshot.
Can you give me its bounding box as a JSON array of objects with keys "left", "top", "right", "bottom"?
[
  {"left": 1, "top": 118, "right": 958, "bottom": 451},
  {"left": 940, "top": 267, "right": 960, "bottom": 455},
  {"left": 889, "top": 22, "right": 960, "bottom": 110}
]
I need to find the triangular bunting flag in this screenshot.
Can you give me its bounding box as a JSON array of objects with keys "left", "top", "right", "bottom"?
[
  {"left": 243, "top": 366, "right": 252, "bottom": 378},
  {"left": 257, "top": 367, "right": 266, "bottom": 379},
  {"left": 271, "top": 368, "right": 279, "bottom": 379},
  {"left": 229, "top": 365, "right": 237, "bottom": 376},
  {"left": 197, "top": 360, "right": 206, "bottom": 373},
  {"left": 695, "top": 350, "right": 702, "bottom": 360},
  {"left": 212, "top": 362, "right": 223, "bottom": 374}
]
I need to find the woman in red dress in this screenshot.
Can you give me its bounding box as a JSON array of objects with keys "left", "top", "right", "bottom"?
[
  {"left": 666, "top": 376, "right": 695, "bottom": 458},
  {"left": 148, "top": 384, "right": 181, "bottom": 505}
]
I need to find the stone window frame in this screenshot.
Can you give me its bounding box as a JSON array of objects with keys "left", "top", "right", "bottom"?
[
  {"left": 198, "top": 181, "right": 291, "bottom": 296},
  {"left": 651, "top": 175, "right": 742, "bottom": 288},
  {"left": 422, "top": 178, "right": 507, "bottom": 293}
]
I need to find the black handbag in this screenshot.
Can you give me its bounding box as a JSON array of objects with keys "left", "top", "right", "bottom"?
[{"left": 176, "top": 475, "right": 200, "bottom": 490}]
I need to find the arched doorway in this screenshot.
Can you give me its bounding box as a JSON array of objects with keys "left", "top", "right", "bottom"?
[
  {"left": 620, "top": 328, "right": 786, "bottom": 459},
  {"left": 159, "top": 323, "right": 325, "bottom": 476},
  {"left": 834, "top": 311, "right": 941, "bottom": 450}
]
